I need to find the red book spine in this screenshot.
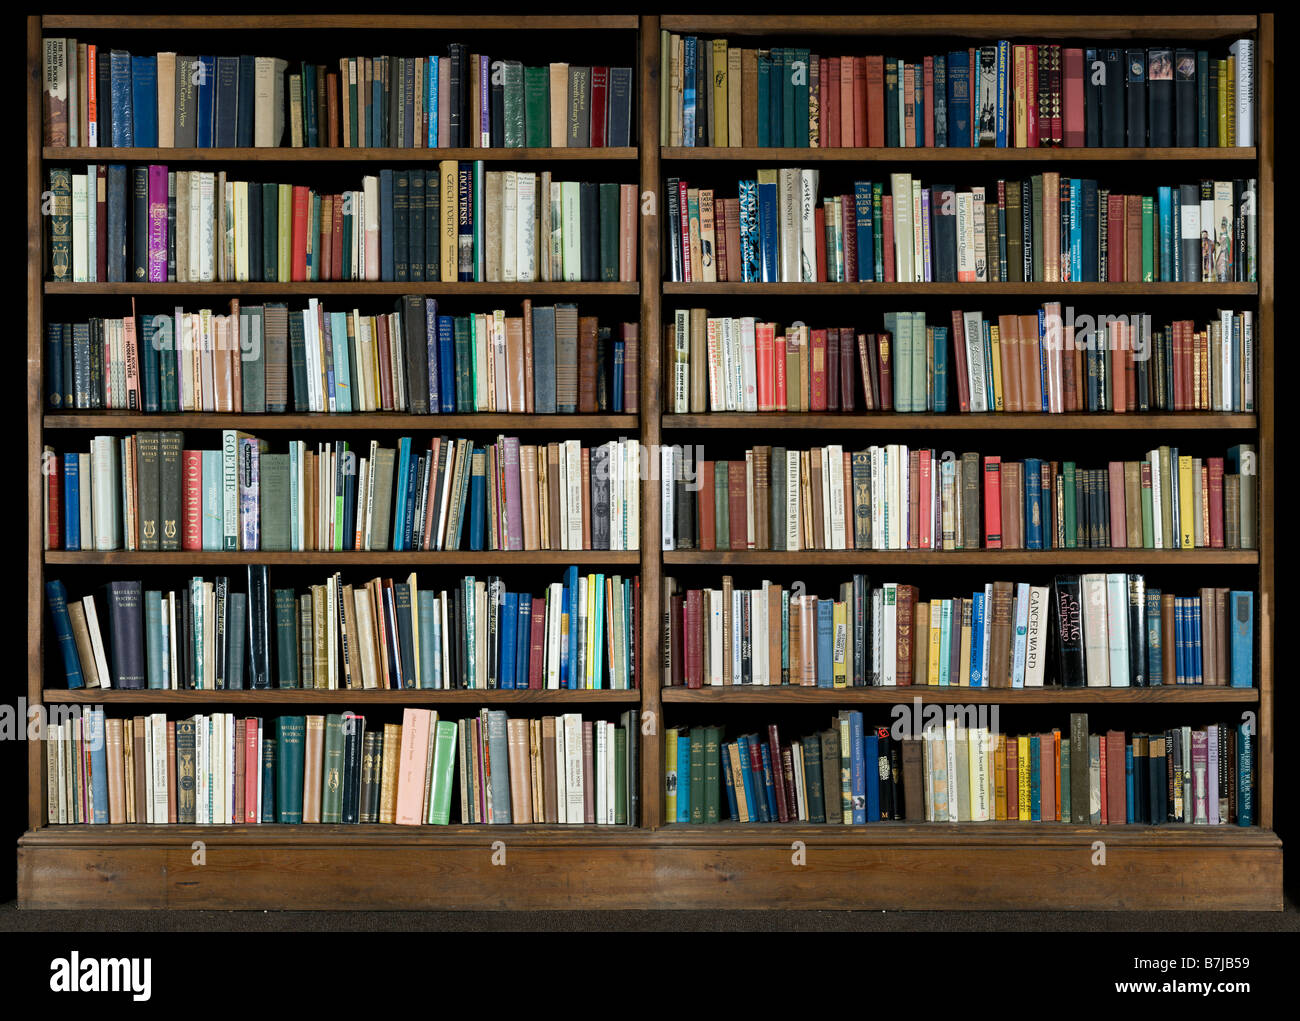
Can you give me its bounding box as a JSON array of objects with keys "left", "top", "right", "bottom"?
[
  {"left": 47, "top": 458, "right": 61, "bottom": 550},
  {"left": 881, "top": 194, "right": 895, "bottom": 282},
  {"left": 1049, "top": 45, "right": 1063, "bottom": 145},
  {"left": 919, "top": 449, "right": 932, "bottom": 549},
  {"left": 839, "top": 328, "right": 855, "bottom": 411},
  {"left": 528, "top": 603, "right": 546, "bottom": 688},
  {"left": 768, "top": 725, "right": 789, "bottom": 822},
  {"left": 809, "top": 328, "right": 828, "bottom": 411},
  {"left": 896, "top": 584, "right": 915, "bottom": 686},
  {"left": 1171, "top": 319, "right": 1184, "bottom": 412},
  {"left": 983, "top": 456, "right": 1003, "bottom": 548},
  {"left": 877, "top": 331, "right": 893, "bottom": 410},
  {"left": 713, "top": 196, "right": 728, "bottom": 282},
  {"left": 245, "top": 719, "right": 259, "bottom": 823},
  {"left": 1208, "top": 457, "right": 1225, "bottom": 547},
  {"left": 865, "top": 55, "right": 884, "bottom": 147},
  {"left": 685, "top": 589, "right": 702, "bottom": 688},
  {"left": 826, "top": 326, "right": 840, "bottom": 411},
  {"left": 677, "top": 180, "right": 691, "bottom": 281},
  {"left": 1025, "top": 45, "right": 1039, "bottom": 147},
  {"left": 319, "top": 197, "right": 333, "bottom": 281},
  {"left": 290, "top": 185, "right": 309, "bottom": 282},
  {"left": 589, "top": 66, "right": 608, "bottom": 147},
  {"left": 826, "top": 58, "right": 841, "bottom": 148},
  {"left": 755, "top": 322, "right": 776, "bottom": 412},
  {"left": 727, "top": 465, "right": 748, "bottom": 551},
  {"left": 853, "top": 57, "right": 868, "bottom": 146},
  {"left": 843, "top": 192, "right": 858, "bottom": 282},
  {"left": 817, "top": 57, "right": 829, "bottom": 149},
  {"left": 699, "top": 461, "right": 715, "bottom": 551},
  {"left": 1063, "top": 48, "right": 1084, "bottom": 147},
  {"left": 774, "top": 335, "right": 788, "bottom": 410},
  {"left": 182, "top": 449, "right": 203, "bottom": 550},
  {"left": 908, "top": 451, "right": 921, "bottom": 549},
  {"left": 950, "top": 310, "right": 971, "bottom": 413},
  {"left": 1106, "top": 730, "right": 1127, "bottom": 825},
  {"left": 1005, "top": 738, "right": 1018, "bottom": 820},
  {"left": 1108, "top": 461, "right": 1127, "bottom": 547},
  {"left": 923, "top": 56, "right": 935, "bottom": 147},
  {"left": 1106, "top": 194, "right": 1125, "bottom": 283},
  {"left": 1098, "top": 734, "right": 1108, "bottom": 824},
  {"left": 814, "top": 204, "right": 827, "bottom": 282}
]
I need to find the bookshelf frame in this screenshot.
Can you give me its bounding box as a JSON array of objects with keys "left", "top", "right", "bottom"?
[{"left": 21, "top": 13, "right": 1279, "bottom": 911}]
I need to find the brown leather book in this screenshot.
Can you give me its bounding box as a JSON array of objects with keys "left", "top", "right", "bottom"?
[
  {"left": 809, "top": 448, "right": 825, "bottom": 550},
  {"left": 1105, "top": 729, "right": 1127, "bottom": 823},
  {"left": 741, "top": 49, "right": 758, "bottom": 146},
  {"left": 1001, "top": 460, "right": 1023, "bottom": 549},
  {"left": 541, "top": 716, "right": 558, "bottom": 823},
  {"left": 753, "top": 446, "right": 771, "bottom": 549},
  {"left": 896, "top": 585, "right": 916, "bottom": 686},
  {"left": 547, "top": 443, "right": 562, "bottom": 550},
  {"left": 908, "top": 449, "right": 921, "bottom": 549},
  {"left": 988, "top": 581, "right": 1016, "bottom": 687},
  {"left": 1124, "top": 461, "right": 1143, "bottom": 547},
  {"left": 578, "top": 315, "right": 599, "bottom": 413},
  {"left": 302, "top": 715, "right": 325, "bottom": 823},
  {"left": 106, "top": 718, "right": 125, "bottom": 824},
  {"left": 689, "top": 307, "right": 709, "bottom": 413},
  {"left": 914, "top": 601, "right": 930, "bottom": 686},
  {"left": 132, "top": 716, "right": 147, "bottom": 824},
  {"left": 234, "top": 725, "right": 246, "bottom": 825},
  {"left": 326, "top": 72, "right": 339, "bottom": 147},
  {"left": 1161, "top": 593, "right": 1176, "bottom": 684},
  {"left": 997, "top": 314, "right": 1021, "bottom": 411},
  {"left": 728, "top": 459, "right": 748, "bottom": 550},
  {"left": 902, "top": 738, "right": 924, "bottom": 821},
  {"left": 1125, "top": 196, "right": 1143, "bottom": 282},
  {"left": 505, "top": 317, "right": 526, "bottom": 412},
  {"left": 1019, "top": 313, "right": 1042, "bottom": 411},
  {"left": 1040, "top": 733, "right": 1056, "bottom": 821}
]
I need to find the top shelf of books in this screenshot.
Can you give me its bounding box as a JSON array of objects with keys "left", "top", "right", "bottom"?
[
  {"left": 41, "top": 16, "right": 641, "bottom": 31},
  {"left": 659, "top": 16, "right": 1257, "bottom": 42}
]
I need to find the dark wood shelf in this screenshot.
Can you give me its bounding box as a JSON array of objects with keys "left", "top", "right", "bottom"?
[
  {"left": 659, "top": 15, "right": 1258, "bottom": 39},
  {"left": 45, "top": 412, "right": 638, "bottom": 431},
  {"left": 47, "top": 550, "right": 640, "bottom": 567},
  {"left": 42, "top": 14, "right": 641, "bottom": 30},
  {"left": 45, "top": 688, "right": 639, "bottom": 705},
  {"left": 663, "top": 282, "right": 1257, "bottom": 297},
  {"left": 44, "top": 146, "right": 637, "bottom": 162},
  {"left": 663, "top": 146, "right": 1257, "bottom": 162},
  {"left": 661, "top": 685, "right": 1258, "bottom": 704},
  {"left": 45, "top": 281, "right": 638, "bottom": 296},
  {"left": 663, "top": 412, "right": 1256, "bottom": 431},
  {"left": 663, "top": 549, "right": 1256, "bottom": 567}
]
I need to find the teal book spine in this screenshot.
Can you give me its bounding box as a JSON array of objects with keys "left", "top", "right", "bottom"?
[
  {"left": 418, "top": 590, "right": 437, "bottom": 689},
  {"left": 1029, "top": 733, "right": 1042, "bottom": 821},
  {"left": 202, "top": 450, "right": 223, "bottom": 551},
  {"left": 276, "top": 716, "right": 306, "bottom": 823},
  {"left": 274, "top": 588, "right": 299, "bottom": 688},
  {"left": 260, "top": 734, "right": 276, "bottom": 822},
  {"left": 145, "top": 590, "right": 164, "bottom": 689}
]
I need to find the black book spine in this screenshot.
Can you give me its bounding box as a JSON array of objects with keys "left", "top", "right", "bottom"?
[
  {"left": 1146, "top": 48, "right": 1174, "bottom": 148},
  {"left": 341, "top": 714, "right": 364, "bottom": 823},
  {"left": 246, "top": 564, "right": 271, "bottom": 688},
  {"left": 131, "top": 166, "right": 149, "bottom": 283},
  {"left": 1054, "top": 575, "right": 1086, "bottom": 687},
  {"left": 105, "top": 580, "right": 146, "bottom": 689},
  {"left": 358, "top": 729, "right": 380, "bottom": 823},
  {"left": 214, "top": 574, "right": 229, "bottom": 689},
  {"left": 490, "top": 59, "right": 505, "bottom": 147},
  {"left": 1128, "top": 575, "right": 1147, "bottom": 687},
  {"left": 1175, "top": 49, "right": 1198, "bottom": 147},
  {"left": 424, "top": 169, "right": 439, "bottom": 282},
  {"left": 1125, "top": 49, "right": 1147, "bottom": 146},
  {"left": 409, "top": 170, "right": 425, "bottom": 282},
  {"left": 393, "top": 169, "right": 410, "bottom": 282},
  {"left": 1084, "top": 49, "right": 1102, "bottom": 147},
  {"left": 579, "top": 181, "right": 599, "bottom": 282}
]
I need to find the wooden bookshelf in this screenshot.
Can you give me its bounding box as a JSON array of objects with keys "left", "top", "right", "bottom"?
[{"left": 23, "top": 12, "right": 1279, "bottom": 912}]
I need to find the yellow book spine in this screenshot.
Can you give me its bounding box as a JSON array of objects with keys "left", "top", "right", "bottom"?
[
  {"left": 1178, "top": 455, "right": 1195, "bottom": 548},
  {"left": 832, "top": 600, "right": 848, "bottom": 687},
  {"left": 989, "top": 324, "right": 1004, "bottom": 411},
  {"left": 1017, "top": 735, "right": 1031, "bottom": 821},
  {"left": 664, "top": 728, "right": 678, "bottom": 822},
  {"left": 928, "top": 599, "right": 943, "bottom": 685}
]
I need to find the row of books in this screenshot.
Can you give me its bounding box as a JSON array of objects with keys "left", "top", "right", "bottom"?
[
  {"left": 668, "top": 308, "right": 1255, "bottom": 414},
  {"left": 665, "top": 172, "right": 1257, "bottom": 284},
  {"left": 46, "top": 164, "right": 638, "bottom": 284},
  {"left": 45, "top": 708, "right": 638, "bottom": 826},
  {"left": 46, "top": 567, "right": 640, "bottom": 691},
  {"left": 660, "top": 35, "right": 1256, "bottom": 149},
  {"left": 44, "top": 433, "right": 642, "bottom": 553},
  {"left": 660, "top": 444, "right": 1257, "bottom": 552},
  {"left": 45, "top": 299, "right": 639, "bottom": 415},
  {"left": 661, "top": 574, "right": 1254, "bottom": 689},
  {"left": 666, "top": 713, "right": 1255, "bottom": 826},
  {"left": 41, "top": 39, "right": 635, "bottom": 150}
]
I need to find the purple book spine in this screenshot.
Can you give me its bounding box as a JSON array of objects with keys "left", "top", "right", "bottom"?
[
  {"left": 1208, "top": 726, "right": 1220, "bottom": 825},
  {"left": 148, "top": 164, "right": 168, "bottom": 282},
  {"left": 503, "top": 436, "right": 523, "bottom": 551},
  {"left": 479, "top": 56, "right": 490, "bottom": 146},
  {"left": 239, "top": 436, "right": 261, "bottom": 551},
  {"left": 425, "top": 298, "right": 439, "bottom": 412}
]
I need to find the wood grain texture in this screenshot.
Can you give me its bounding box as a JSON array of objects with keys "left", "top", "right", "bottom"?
[
  {"left": 43, "top": 15, "right": 640, "bottom": 30},
  {"left": 1256, "top": 14, "right": 1275, "bottom": 829},
  {"left": 27, "top": 15, "right": 45, "bottom": 830}
]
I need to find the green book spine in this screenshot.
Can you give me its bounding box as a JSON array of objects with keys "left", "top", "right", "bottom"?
[
  {"left": 321, "top": 713, "right": 345, "bottom": 823},
  {"left": 615, "top": 726, "right": 628, "bottom": 824},
  {"left": 453, "top": 316, "right": 473, "bottom": 411},
  {"left": 1063, "top": 461, "right": 1077, "bottom": 549},
  {"left": 703, "top": 726, "right": 721, "bottom": 823},
  {"left": 802, "top": 733, "right": 825, "bottom": 823},
  {"left": 137, "top": 429, "right": 160, "bottom": 550},
  {"left": 276, "top": 715, "right": 306, "bottom": 823},
  {"left": 503, "top": 61, "right": 525, "bottom": 147},
  {"left": 715, "top": 461, "right": 729, "bottom": 550},
  {"left": 1031, "top": 175, "right": 1044, "bottom": 282},
  {"left": 598, "top": 181, "right": 620, "bottom": 282},
  {"left": 1142, "top": 196, "right": 1155, "bottom": 282},
  {"left": 689, "top": 726, "right": 705, "bottom": 824},
  {"left": 259, "top": 453, "right": 290, "bottom": 552},
  {"left": 910, "top": 312, "right": 927, "bottom": 413},
  {"left": 523, "top": 65, "right": 549, "bottom": 146},
  {"left": 274, "top": 588, "right": 299, "bottom": 688},
  {"left": 1141, "top": 473, "right": 1155, "bottom": 548},
  {"left": 48, "top": 168, "right": 72, "bottom": 281},
  {"left": 145, "top": 590, "right": 164, "bottom": 688}
]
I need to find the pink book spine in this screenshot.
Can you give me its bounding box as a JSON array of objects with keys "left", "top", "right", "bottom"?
[
  {"left": 1108, "top": 460, "right": 1127, "bottom": 548},
  {"left": 394, "top": 707, "right": 431, "bottom": 825},
  {"left": 503, "top": 437, "right": 524, "bottom": 552},
  {"left": 244, "top": 719, "right": 259, "bottom": 823},
  {"left": 148, "top": 164, "right": 169, "bottom": 282},
  {"left": 437, "top": 58, "right": 451, "bottom": 147}
]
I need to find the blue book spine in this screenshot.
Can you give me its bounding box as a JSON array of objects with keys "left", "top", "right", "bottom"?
[
  {"left": 995, "top": 41, "right": 1009, "bottom": 147},
  {"left": 718, "top": 741, "right": 736, "bottom": 821},
  {"left": 500, "top": 592, "right": 518, "bottom": 690},
  {"left": 969, "top": 592, "right": 985, "bottom": 686},
  {"left": 427, "top": 57, "right": 439, "bottom": 147},
  {"left": 330, "top": 311, "right": 351, "bottom": 412},
  {"left": 682, "top": 37, "right": 697, "bottom": 147},
  {"left": 1036, "top": 309, "right": 1049, "bottom": 411},
  {"left": 937, "top": 599, "right": 952, "bottom": 686},
  {"left": 261, "top": 736, "right": 276, "bottom": 822},
  {"left": 591, "top": 574, "right": 605, "bottom": 688},
  {"left": 515, "top": 593, "right": 532, "bottom": 689},
  {"left": 738, "top": 180, "right": 759, "bottom": 282},
  {"left": 854, "top": 181, "right": 874, "bottom": 283},
  {"left": 864, "top": 733, "right": 880, "bottom": 821},
  {"left": 237, "top": 55, "right": 256, "bottom": 147},
  {"left": 1229, "top": 591, "right": 1254, "bottom": 687},
  {"left": 756, "top": 51, "right": 770, "bottom": 147},
  {"left": 758, "top": 181, "right": 779, "bottom": 282},
  {"left": 1024, "top": 458, "right": 1043, "bottom": 548},
  {"left": 948, "top": 51, "right": 970, "bottom": 146},
  {"left": 202, "top": 450, "right": 222, "bottom": 551},
  {"left": 44, "top": 580, "right": 85, "bottom": 689},
  {"left": 400, "top": 457, "right": 418, "bottom": 551},
  {"left": 393, "top": 437, "right": 411, "bottom": 550},
  {"left": 1146, "top": 588, "right": 1162, "bottom": 683},
  {"left": 759, "top": 741, "right": 779, "bottom": 821},
  {"left": 933, "top": 325, "right": 949, "bottom": 412},
  {"left": 913, "top": 64, "right": 924, "bottom": 146},
  {"left": 1070, "top": 178, "right": 1083, "bottom": 281},
  {"left": 468, "top": 462, "right": 485, "bottom": 551},
  {"left": 736, "top": 735, "right": 758, "bottom": 821},
  {"left": 816, "top": 600, "right": 834, "bottom": 687},
  {"left": 145, "top": 590, "right": 164, "bottom": 689},
  {"left": 849, "top": 711, "right": 866, "bottom": 823},
  {"left": 380, "top": 169, "right": 395, "bottom": 282},
  {"left": 1237, "top": 722, "right": 1253, "bottom": 826},
  {"left": 612, "top": 341, "right": 625, "bottom": 411},
  {"left": 418, "top": 590, "right": 437, "bottom": 689},
  {"left": 565, "top": 566, "right": 580, "bottom": 690},
  {"left": 679, "top": 734, "right": 694, "bottom": 821},
  {"left": 1125, "top": 745, "right": 1135, "bottom": 823},
  {"left": 63, "top": 456, "right": 80, "bottom": 550},
  {"left": 195, "top": 56, "right": 216, "bottom": 147},
  {"left": 1029, "top": 734, "right": 1042, "bottom": 820},
  {"left": 1157, "top": 186, "right": 1173, "bottom": 283},
  {"left": 87, "top": 709, "right": 109, "bottom": 823},
  {"left": 437, "top": 315, "right": 456, "bottom": 412},
  {"left": 110, "top": 50, "right": 134, "bottom": 146}
]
